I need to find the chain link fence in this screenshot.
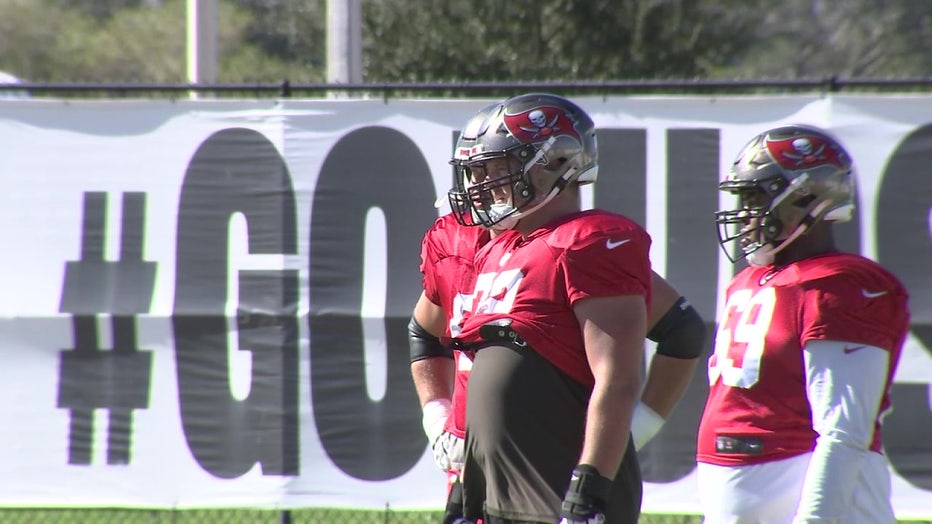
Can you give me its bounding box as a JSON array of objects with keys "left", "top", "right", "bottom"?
[{"left": 1, "top": 77, "right": 932, "bottom": 99}]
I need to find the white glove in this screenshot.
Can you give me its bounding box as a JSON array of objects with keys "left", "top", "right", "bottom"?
[
  {"left": 421, "top": 399, "right": 465, "bottom": 471},
  {"left": 431, "top": 430, "right": 465, "bottom": 471},
  {"left": 631, "top": 402, "right": 666, "bottom": 450}
]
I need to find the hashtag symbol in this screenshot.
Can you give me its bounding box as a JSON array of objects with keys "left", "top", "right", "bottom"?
[{"left": 57, "top": 192, "right": 156, "bottom": 465}]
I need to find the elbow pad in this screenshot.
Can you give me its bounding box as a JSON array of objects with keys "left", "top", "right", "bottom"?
[
  {"left": 647, "top": 297, "right": 706, "bottom": 359},
  {"left": 408, "top": 316, "right": 453, "bottom": 363}
]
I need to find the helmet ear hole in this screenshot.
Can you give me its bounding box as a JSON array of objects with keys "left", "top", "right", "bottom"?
[
  {"left": 514, "top": 179, "right": 532, "bottom": 199},
  {"left": 761, "top": 216, "right": 783, "bottom": 238}
]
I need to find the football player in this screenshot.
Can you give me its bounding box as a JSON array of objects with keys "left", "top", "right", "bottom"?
[
  {"left": 410, "top": 104, "right": 499, "bottom": 524},
  {"left": 449, "top": 92, "right": 648, "bottom": 524},
  {"left": 442, "top": 93, "right": 702, "bottom": 524},
  {"left": 697, "top": 125, "right": 910, "bottom": 523},
  {"left": 412, "top": 97, "right": 705, "bottom": 524}
]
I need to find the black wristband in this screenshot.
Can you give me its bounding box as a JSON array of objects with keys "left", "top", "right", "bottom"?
[{"left": 561, "top": 464, "right": 612, "bottom": 518}]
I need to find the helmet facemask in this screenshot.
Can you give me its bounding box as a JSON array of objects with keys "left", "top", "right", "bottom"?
[
  {"left": 716, "top": 174, "right": 806, "bottom": 265},
  {"left": 450, "top": 142, "right": 548, "bottom": 230},
  {"left": 716, "top": 179, "right": 781, "bottom": 264}
]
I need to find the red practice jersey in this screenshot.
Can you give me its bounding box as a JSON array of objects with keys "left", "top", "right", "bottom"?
[
  {"left": 454, "top": 209, "right": 652, "bottom": 388},
  {"left": 419, "top": 213, "right": 490, "bottom": 439},
  {"left": 697, "top": 252, "right": 909, "bottom": 466}
]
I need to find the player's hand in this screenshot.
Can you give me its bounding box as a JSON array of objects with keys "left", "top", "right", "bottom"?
[
  {"left": 421, "top": 399, "right": 464, "bottom": 471},
  {"left": 558, "top": 464, "right": 610, "bottom": 524},
  {"left": 430, "top": 430, "right": 465, "bottom": 471}
]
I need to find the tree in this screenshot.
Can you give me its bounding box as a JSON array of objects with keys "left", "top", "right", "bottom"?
[
  {"left": 0, "top": 0, "right": 324, "bottom": 84},
  {"left": 48, "top": 0, "right": 163, "bottom": 21},
  {"left": 359, "top": 0, "right": 770, "bottom": 82},
  {"left": 230, "top": 0, "right": 327, "bottom": 81},
  {"left": 719, "top": 0, "right": 932, "bottom": 78},
  {"left": 0, "top": 0, "right": 95, "bottom": 82},
  {"left": 0, "top": 0, "right": 929, "bottom": 86}
]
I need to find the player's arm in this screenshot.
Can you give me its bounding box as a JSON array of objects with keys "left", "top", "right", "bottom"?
[
  {"left": 792, "top": 340, "right": 891, "bottom": 522},
  {"left": 409, "top": 292, "right": 455, "bottom": 438},
  {"left": 560, "top": 294, "right": 646, "bottom": 523},
  {"left": 632, "top": 271, "right": 706, "bottom": 449},
  {"left": 575, "top": 294, "right": 646, "bottom": 476}
]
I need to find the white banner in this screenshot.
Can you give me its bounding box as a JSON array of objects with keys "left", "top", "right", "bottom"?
[{"left": 0, "top": 95, "right": 929, "bottom": 517}]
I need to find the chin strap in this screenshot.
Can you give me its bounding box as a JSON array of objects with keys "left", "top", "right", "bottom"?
[
  {"left": 749, "top": 199, "right": 834, "bottom": 266},
  {"left": 492, "top": 178, "right": 566, "bottom": 231},
  {"left": 491, "top": 135, "right": 591, "bottom": 231}
]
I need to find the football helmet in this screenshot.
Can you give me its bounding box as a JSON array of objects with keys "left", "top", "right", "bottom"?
[
  {"left": 447, "top": 93, "right": 598, "bottom": 229},
  {"left": 442, "top": 103, "right": 502, "bottom": 218},
  {"left": 451, "top": 103, "right": 502, "bottom": 167},
  {"left": 715, "top": 125, "right": 855, "bottom": 266}
]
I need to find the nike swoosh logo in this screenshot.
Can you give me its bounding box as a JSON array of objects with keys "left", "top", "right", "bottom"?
[
  {"left": 843, "top": 345, "right": 866, "bottom": 354},
  {"left": 605, "top": 238, "right": 631, "bottom": 249},
  {"left": 861, "top": 289, "right": 888, "bottom": 298}
]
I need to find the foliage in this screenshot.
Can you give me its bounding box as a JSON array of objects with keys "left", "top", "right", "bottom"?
[
  {"left": 729, "top": 0, "right": 932, "bottom": 78},
  {"left": 231, "top": 0, "right": 327, "bottom": 80},
  {"left": 0, "top": 0, "right": 930, "bottom": 85},
  {"left": 0, "top": 0, "right": 323, "bottom": 84},
  {"left": 360, "top": 0, "right": 767, "bottom": 81}
]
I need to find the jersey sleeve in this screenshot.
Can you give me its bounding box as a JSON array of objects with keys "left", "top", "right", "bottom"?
[
  {"left": 418, "top": 215, "right": 486, "bottom": 338},
  {"left": 418, "top": 222, "right": 443, "bottom": 305},
  {"left": 799, "top": 271, "right": 907, "bottom": 351},
  {"left": 559, "top": 226, "right": 652, "bottom": 305}
]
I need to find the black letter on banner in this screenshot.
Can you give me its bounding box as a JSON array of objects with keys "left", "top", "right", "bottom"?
[
  {"left": 636, "top": 129, "right": 720, "bottom": 481},
  {"left": 58, "top": 192, "right": 156, "bottom": 465},
  {"left": 174, "top": 128, "right": 299, "bottom": 478},
  {"left": 593, "top": 129, "right": 647, "bottom": 226},
  {"left": 309, "top": 126, "right": 432, "bottom": 480},
  {"left": 875, "top": 124, "right": 932, "bottom": 490}
]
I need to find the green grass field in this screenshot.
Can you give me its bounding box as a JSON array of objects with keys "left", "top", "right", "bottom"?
[
  {"left": 0, "top": 510, "right": 699, "bottom": 523},
  {"left": 0, "top": 509, "right": 928, "bottom": 523}
]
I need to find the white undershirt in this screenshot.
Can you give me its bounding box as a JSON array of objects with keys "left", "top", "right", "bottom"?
[{"left": 793, "top": 339, "right": 891, "bottom": 523}]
